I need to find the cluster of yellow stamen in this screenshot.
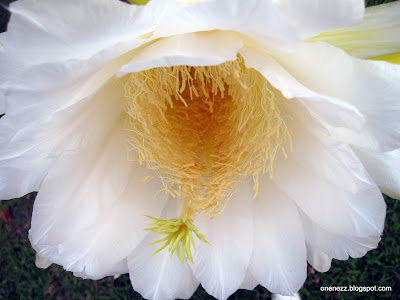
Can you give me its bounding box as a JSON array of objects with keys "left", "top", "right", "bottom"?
[
  {"left": 124, "top": 55, "right": 292, "bottom": 262},
  {"left": 125, "top": 55, "right": 291, "bottom": 218}
]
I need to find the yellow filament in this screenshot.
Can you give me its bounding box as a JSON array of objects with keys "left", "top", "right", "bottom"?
[{"left": 125, "top": 55, "right": 292, "bottom": 219}]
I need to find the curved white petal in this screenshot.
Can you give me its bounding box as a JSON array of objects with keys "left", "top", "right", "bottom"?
[
  {"left": 274, "top": 42, "right": 400, "bottom": 152},
  {"left": 156, "top": 0, "right": 300, "bottom": 52},
  {"left": 0, "top": 0, "right": 176, "bottom": 82},
  {"left": 0, "top": 75, "right": 126, "bottom": 200},
  {"left": 29, "top": 127, "right": 168, "bottom": 277},
  {"left": 248, "top": 178, "right": 307, "bottom": 296},
  {"left": 240, "top": 46, "right": 365, "bottom": 130},
  {"left": 272, "top": 115, "right": 385, "bottom": 238},
  {"left": 299, "top": 209, "right": 381, "bottom": 261},
  {"left": 128, "top": 198, "right": 199, "bottom": 300},
  {"left": 191, "top": 183, "right": 253, "bottom": 300},
  {"left": 271, "top": 0, "right": 364, "bottom": 39},
  {"left": 308, "top": 1, "right": 400, "bottom": 59},
  {"left": 118, "top": 31, "right": 243, "bottom": 75},
  {"left": 30, "top": 140, "right": 168, "bottom": 277},
  {"left": 26, "top": 77, "right": 168, "bottom": 276},
  {"left": 274, "top": 100, "right": 384, "bottom": 264},
  {"left": 306, "top": 245, "right": 332, "bottom": 273},
  {"left": 353, "top": 147, "right": 400, "bottom": 199},
  {"left": 35, "top": 254, "right": 52, "bottom": 269},
  {"left": 238, "top": 272, "right": 258, "bottom": 291},
  {"left": 272, "top": 293, "right": 301, "bottom": 300}
]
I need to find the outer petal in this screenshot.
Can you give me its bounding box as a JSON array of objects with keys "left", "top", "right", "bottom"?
[
  {"left": 299, "top": 209, "right": 381, "bottom": 261},
  {"left": 0, "top": 74, "right": 127, "bottom": 199},
  {"left": 155, "top": 0, "right": 300, "bottom": 52},
  {"left": 248, "top": 178, "right": 307, "bottom": 296},
  {"left": 0, "top": 0, "right": 176, "bottom": 82},
  {"left": 308, "top": 1, "right": 400, "bottom": 59},
  {"left": 26, "top": 77, "right": 168, "bottom": 276},
  {"left": 30, "top": 139, "right": 168, "bottom": 277},
  {"left": 274, "top": 42, "right": 400, "bottom": 152},
  {"left": 353, "top": 147, "right": 400, "bottom": 199},
  {"left": 272, "top": 102, "right": 385, "bottom": 238},
  {"left": 128, "top": 198, "right": 198, "bottom": 300},
  {"left": 273, "top": 101, "right": 385, "bottom": 262},
  {"left": 271, "top": 0, "right": 365, "bottom": 39},
  {"left": 306, "top": 245, "right": 332, "bottom": 273},
  {"left": 190, "top": 183, "right": 253, "bottom": 300},
  {"left": 240, "top": 46, "right": 365, "bottom": 130},
  {"left": 118, "top": 31, "right": 243, "bottom": 75}
]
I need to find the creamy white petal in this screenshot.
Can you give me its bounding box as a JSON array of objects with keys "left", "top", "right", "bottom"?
[
  {"left": 128, "top": 198, "right": 198, "bottom": 300},
  {"left": 308, "top": 1, "right": 400, "bottom": 59},
  {"left": 272, "top": 293, "right": 301, "bottom": 300},
  {"left": 30, "top": 134, "right": 167, "bottom": 278},
  {"left": 156, "top": 0, "right": 300, "bottom": 53},
  {"left": 271, "top": 0, "right": 364, "bottom": 39},
  {"left": 274, "top": 42, "right": 400, "bottom": 152},
  {"left": 0, "top": 0, "right": 176, "bottom": 82},
  {"left": 306, "top": 245, "right": 332, "bottom": 273},
  {"left": 272, "top": 119, "right": 385, "bottom": 238},
  {"left": 238, "top": 272, "right": 258, "bottom": 291},
  {"left": 35, "top": 254, "right": 52, "bottom": 269},
  {"left": 275, "top": 101, "right": 384, "bottom": 262},
  {"left": 299, "top": 209, "right": 381, "bottom": 261},
  {"left": 353, "top": 147, "right": 400, "bottom": 199},
  {"left": 0, "top": 75, "right": 126, "bottom": 200},
  {"left": 190, "top": 183, "right": 253, "bottom": 300},
  {"left": 26, "top": 75, "right": 168, "bottom": 276},
  {"left": 118, "top": 31, "right": 243, "bottom": 75},
  {"left": 248, "top": 178, "right": 307, "bottom": 296},
  {"left": 240, "top": 46, "right": 365, "bottom": 130}
]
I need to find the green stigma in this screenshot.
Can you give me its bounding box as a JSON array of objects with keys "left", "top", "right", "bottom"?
[
  {"left": 128, "top": 0, "right": 150, "bottom": 5},
  {"left": 145, "top": 216, "right": 210, "bottom": 264}
]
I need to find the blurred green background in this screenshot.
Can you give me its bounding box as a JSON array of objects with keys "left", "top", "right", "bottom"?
[{"left": 1, "top": 0, "right": 399, "bottom": 299}]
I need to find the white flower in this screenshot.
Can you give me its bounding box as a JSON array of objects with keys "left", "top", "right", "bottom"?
[{"left": 1, "top": 0, "right": 400, "bottom": 299}]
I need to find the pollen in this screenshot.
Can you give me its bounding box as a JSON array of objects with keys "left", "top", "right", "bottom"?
[{"left": 124, "top": 54, "right": 292, "bottom": 219}]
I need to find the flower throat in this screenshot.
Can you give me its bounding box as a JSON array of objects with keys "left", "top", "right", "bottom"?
[{"left": 124, "top": 55, "right": 291, "bottom": 262}]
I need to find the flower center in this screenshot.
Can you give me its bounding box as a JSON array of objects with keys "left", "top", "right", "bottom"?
[{"left": 124, "top": 55, "right": 292, "bottom": 261}]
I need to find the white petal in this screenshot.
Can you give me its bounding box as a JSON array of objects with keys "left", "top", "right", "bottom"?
[
  {"left": 248, "top": 178, "right": 307, "bottom": 296},
  {"left": 35, "top": 254, "right": 52, "bottom": 269},
  {"left": 306, "top": 245, "right": 332, "bottom": 273},
  {"left": 27, "top": 85, "right": 168, "bottom": 277},
  {"left": 269, "top": 102, "right": 385, "bottom": 261},
  {"left": 353, "top": 147, "right": 400, "bottom": 199},
  {"left": 0, "top": 75, "right": 126, "bottom": 200},
  {"left": 274, "top": 42, "right": 400, "bottom": 152},
  {"left": 30, "top": 132, "right": 167, "bottom": 277},
  {"left": 272, "top": 293, "right": 301, "bottom": 300},
  {"left": 191, "top": 183, "right": 253, "bottom": 300},
  {"left": 299, "top": 209, "right": 381, "bottom": 261},
  {"left": 308, "top": 1, "right": 400, "bottom": 59},
  {"left": 156, "top": 0, "right": 300, "bottom": 52},
  {"left": 272, "top": 118, "right": 385, "bottom": 238},
  {"left": 128, "top": 198, "right": 199, "bottom": 300},
  {"left": 271, "top": 0, "right": 364, "bottom": 39},
  {"left": 239, "top": 272, "right": 258, "bottom": 291},
  {"left": 240, "top": 47, "right": 365, "bottom": 130},
  {"left": 0, "top": 0, "right": 176, "bottom": 82},
  {"left": 118, "top": 31, "right": 243, "bottom": 75}
]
